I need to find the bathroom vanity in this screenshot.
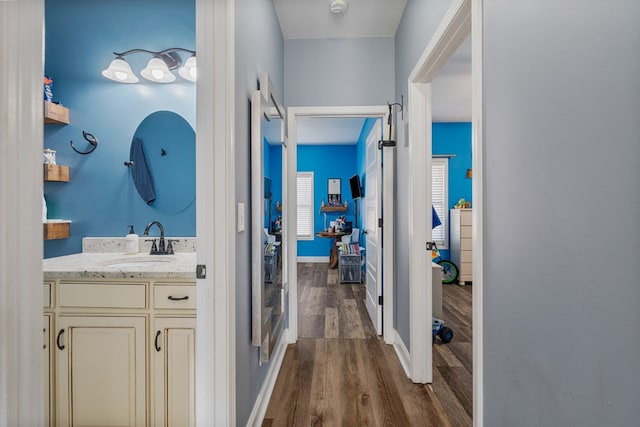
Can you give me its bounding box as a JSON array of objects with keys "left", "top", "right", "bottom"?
[{"left": 43, "top": 238, "right": 196, "bottom": 427}]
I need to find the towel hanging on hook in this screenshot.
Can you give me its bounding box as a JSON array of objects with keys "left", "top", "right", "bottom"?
[{"left": 70, "top": 130, "right": 99, "bottom": 155}]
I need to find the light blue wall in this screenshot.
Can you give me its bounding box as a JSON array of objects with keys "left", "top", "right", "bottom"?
[
  {"left": 234, "top": 1, "right": 284, "bottom": 424},
  {"left": 297, "top": 145, "right": 358, "bottom": 257},
  {"left": 483, "top": 1, "right": 640, "bottom": 425},
  {"left": 284, "top": 37, "right": 395, "bottom": 107},
  {"left": 393, "top": 0, "right": 455, "bottom": 350},
  {"left": 43, "top": 0, "right": 195, "bottom": 258}
]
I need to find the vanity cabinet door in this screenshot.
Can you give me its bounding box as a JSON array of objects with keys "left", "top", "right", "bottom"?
[
  {"left": 43, "top": 314, "right": 53, "bottom": 427},
  {"left": 55, "top": 315, "right": 147, "bottom": 427},
  {"left": 152, "top": 317, "right": 196, "bottom": 427}
]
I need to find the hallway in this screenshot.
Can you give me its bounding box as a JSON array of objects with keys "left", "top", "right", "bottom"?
[{"left": 262, "top": 263, "right": 472, "bottom": 426}]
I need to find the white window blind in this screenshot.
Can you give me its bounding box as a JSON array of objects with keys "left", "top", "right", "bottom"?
[
  {"left": 432, "top": 158, "right": 449, "bottom": 248},
  {"left": 297, "top": 172, "right": 314, "bottom": 240}
]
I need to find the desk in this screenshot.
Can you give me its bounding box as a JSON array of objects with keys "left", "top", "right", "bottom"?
[{"left": 315, "top": 231, "right": 346, "bottom": 268}]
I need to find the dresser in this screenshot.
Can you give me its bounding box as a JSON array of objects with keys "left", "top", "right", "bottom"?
[{"left": 450, "top": 208, "right": 472, "bottom": 285}]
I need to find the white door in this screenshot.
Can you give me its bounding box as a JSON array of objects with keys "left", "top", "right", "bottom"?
[{"left": 365, "top": 121, "right": 383, "bottom": 334}]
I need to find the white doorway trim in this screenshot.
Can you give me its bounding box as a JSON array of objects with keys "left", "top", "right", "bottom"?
[
  {"left": 0, "top": 1, "right": 46, "bottom": 425},
  {"left": 195, "top": 0, "right": 235, "bottom": 425},
  {"left": 285, "top": 106, "right": 394, "bottom": 344},
  {"left": 406, "top": 0, "right": 472, "bottom": 383}
]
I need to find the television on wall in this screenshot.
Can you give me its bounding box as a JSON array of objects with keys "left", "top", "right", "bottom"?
[{"left": 349, "top": 174, "right": 362, "bottom": 199}]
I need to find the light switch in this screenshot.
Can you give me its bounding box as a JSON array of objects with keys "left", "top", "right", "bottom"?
[{"left": 237, "top": 203, "right": 245, "bottom": 232}]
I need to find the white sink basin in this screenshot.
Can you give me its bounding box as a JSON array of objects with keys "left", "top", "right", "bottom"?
[{"left": 101, "top": 256, "right": 176, "bottom": 267}]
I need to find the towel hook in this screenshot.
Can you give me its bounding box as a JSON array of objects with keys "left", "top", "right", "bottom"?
[{"left": 70, "top": 130, "right": 99, "bottom": 155}]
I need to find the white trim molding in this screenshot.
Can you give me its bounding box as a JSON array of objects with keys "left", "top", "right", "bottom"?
[
  {"left": 407, "top": 0, "right": 471, "bottom": 384},
  {"left": 245, "top": 332, "right": 290, "bottom": 427},
  {"left": 195, "top": 0, "right": 236, "bottom": 425},
  {"left": 393, "top": 330, "right": 411, "bottom": 379},
  {"left": 297, "top": 256, "right": 330, "bottom": 263},
  {"left": 0, "top": 0, "right": 45, "bottom": 425}
]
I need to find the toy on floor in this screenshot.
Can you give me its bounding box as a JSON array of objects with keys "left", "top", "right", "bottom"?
[{"left": 432, "top": 317, "right": 453, "bottom": 344}]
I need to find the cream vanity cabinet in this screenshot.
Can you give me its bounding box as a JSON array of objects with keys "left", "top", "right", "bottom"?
[{"left": 44, "top": 279, "right": 196, "bottom": 427}]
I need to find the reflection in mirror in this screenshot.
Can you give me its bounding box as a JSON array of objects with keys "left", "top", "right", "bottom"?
[
  {"left": 251, "top": 73, "right": 286, "bottom": 363},
  {"left": 130, "top": 110, "right": 195, "bottom": 213}
]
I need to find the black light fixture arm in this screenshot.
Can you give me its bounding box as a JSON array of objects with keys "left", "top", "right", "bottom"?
[{"left": 113, "top": 47, "right": 196, "bottom": 58}]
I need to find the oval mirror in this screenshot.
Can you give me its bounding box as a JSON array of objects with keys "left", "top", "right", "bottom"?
[{"left": 130, "top": 111, "right": 195, "bottom": 213}]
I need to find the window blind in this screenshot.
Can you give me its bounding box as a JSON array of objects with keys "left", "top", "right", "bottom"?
[
  {"left": 297, "top": 172, "right": 314, "bottom": 239},
  {"left": 431, "top": 158, "right": 449, "bottom": 248}
]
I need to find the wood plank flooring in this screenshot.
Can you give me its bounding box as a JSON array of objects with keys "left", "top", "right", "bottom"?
[{"left": 263, "top": 263, "right": 472, "bottom": 426}]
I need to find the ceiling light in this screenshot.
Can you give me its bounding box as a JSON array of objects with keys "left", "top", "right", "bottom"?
[
  {"left": 101, "top": 48, "right": 196, "bottom": 84},
  {"left": 330, "top": 0, "right": 348, "bottom": 14}
]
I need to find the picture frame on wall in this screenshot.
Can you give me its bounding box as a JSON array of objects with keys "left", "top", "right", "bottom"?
[{"left": 328, "top": 178, "right": 341, "bottom": 205}]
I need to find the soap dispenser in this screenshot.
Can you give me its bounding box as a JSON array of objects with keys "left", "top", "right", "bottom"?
[{"left": 125, "top": 225, "right": 139, "bottom": 255}]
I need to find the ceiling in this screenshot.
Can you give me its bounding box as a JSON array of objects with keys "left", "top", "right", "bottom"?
[{"left": 273, "top": 0, "right": 471, "bottom": 143}]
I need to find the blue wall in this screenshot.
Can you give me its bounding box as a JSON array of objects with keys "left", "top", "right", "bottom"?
[
  {"left": 297, "top": 145, "right": 358, "bottom": 257},
  {"left": 43, "top": 0, "right": 195, "bottom": 258},
  {"left": 433, "top": 122, "right": 472, "bottom": 209}
]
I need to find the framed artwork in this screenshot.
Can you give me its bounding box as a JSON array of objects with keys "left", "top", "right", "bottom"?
[{"left": 328, "top": 178, "right": 341, "bottom": 205}]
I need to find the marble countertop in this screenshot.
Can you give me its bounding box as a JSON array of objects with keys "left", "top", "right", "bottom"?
[{"left": 43, "top": 252, "right": 197, "bottom": 280}]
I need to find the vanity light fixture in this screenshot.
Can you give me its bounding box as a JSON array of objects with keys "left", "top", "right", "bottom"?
[{"left": 101, "top": 48, "right": 197, "bottom": 83}]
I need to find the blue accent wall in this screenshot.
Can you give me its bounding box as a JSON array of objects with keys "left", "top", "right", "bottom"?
[
  {"left": 432, "top": 122, "right": 472, "bottom": 260},
  {"left": 297, "top": 145, "right": 358, "bottom": 257},
  {"left": 433, "top": 122, "right": 472, "bottom": 209},
  {"left": 43, "top": 0, "right": 195, "bottom": 258}
]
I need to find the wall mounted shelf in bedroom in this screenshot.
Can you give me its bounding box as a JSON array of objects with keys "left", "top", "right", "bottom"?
[{"left": 321, "top": 206, "right": 347, "bottom": 213}]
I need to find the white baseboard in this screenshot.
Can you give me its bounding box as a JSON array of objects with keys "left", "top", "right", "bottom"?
[
  {"left": 245, "top": 329, "right": 289, "bottom": 427},
  {"left": 393, "top": 329, "right": 411, "bottom": 379},
  {"left": 297, "top": 256, "right": 329, "bottom": 263}
]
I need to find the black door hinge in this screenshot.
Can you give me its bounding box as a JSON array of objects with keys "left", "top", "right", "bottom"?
[
  {"left": 426, "top": 241, "right": 435, "bottom": 251},
  {"left": 378, "top": 218, "right": 383, "bottom": 228},
  {"left": 378, "top": 295, "right": 383, "bottom": 305}
]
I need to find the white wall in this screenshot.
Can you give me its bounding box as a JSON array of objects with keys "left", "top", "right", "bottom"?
[
  {"left": 234, "top": 0, "right": 284, "bottom": 425},
  {"left": 482, "top": 1, "right": 640, "bottom": 425},
  {"left": 284, "top": 37, "right": 395, "bottom": 107}
]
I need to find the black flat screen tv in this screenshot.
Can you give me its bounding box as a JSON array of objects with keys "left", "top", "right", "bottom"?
[
  {"left": 264, "top": 176, "right": 272, "bottom": 199},
  {"left": 349, "top": 174, "right": 362, "bottom": 199}
]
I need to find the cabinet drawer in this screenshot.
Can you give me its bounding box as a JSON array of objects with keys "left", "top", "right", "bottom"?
[
  {"left": 460, "top": 250, "right": 473, "bottom": 264},
  {"left": 460, "top": 210, "right": 472, "bottom": 226},
  {"left": 43, "top": 283, "right": 52, "bottom": 308},
  {"left": 460, "top": 225, "right": 472, "bottom": 239},
  {"left": 154, "top": 284, "right": 196, "bottom": 309},
  {"left": 58, "top": 282, "right": 147, "bottom": 309}
]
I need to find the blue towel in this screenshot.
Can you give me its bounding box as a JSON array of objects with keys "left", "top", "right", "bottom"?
[
  {"left": 130, "top": 137, "right": 156, "bottom": 204},
  {"left": 432, "top": 206, "right": 441, "bottom": 229}
]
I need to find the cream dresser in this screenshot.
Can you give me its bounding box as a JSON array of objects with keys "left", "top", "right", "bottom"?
[{"left": 450, "top": 208, "right": 472, "bottom": 285}]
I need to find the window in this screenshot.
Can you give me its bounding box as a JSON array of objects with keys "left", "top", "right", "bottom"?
[
  {"left": 432, "top": 158, "right": 449, "bottom": 248},
  {"left": 297, "top": 171, "right": 314, "bottom": 240}
]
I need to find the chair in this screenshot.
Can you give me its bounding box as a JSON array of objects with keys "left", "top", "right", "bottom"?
[{"left": 340, "top": 228, "right": 360, "bottom": 244}]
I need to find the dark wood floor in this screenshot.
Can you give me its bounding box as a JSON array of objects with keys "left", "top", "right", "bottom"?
[{"left": 263, "top": 263, "right": 472, "bottom": 426}]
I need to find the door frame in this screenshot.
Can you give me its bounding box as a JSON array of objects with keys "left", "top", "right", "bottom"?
[
  {"left": 407, "top": 0, "right": 484, "bottom": 425},
  {"left": 285, "top": 106, "right": 394, "bottom": 344}
]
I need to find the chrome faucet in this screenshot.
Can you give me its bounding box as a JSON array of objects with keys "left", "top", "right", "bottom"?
[{"left": 143, "top": 221, "right": 173, "bottom": 255}]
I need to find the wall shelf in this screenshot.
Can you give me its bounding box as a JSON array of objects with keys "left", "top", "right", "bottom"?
[
  {"left": 320, "top": 206, "right": 347, "bottom": 213},
  {"left": 44, "top": 101, "right": 69, "bottom": 124},
  {"left": 44, "top": 164, "right": 70, "bottom": 182},
  {"left": 43, "top": 221, "right": 70, "bottom": 240}
]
